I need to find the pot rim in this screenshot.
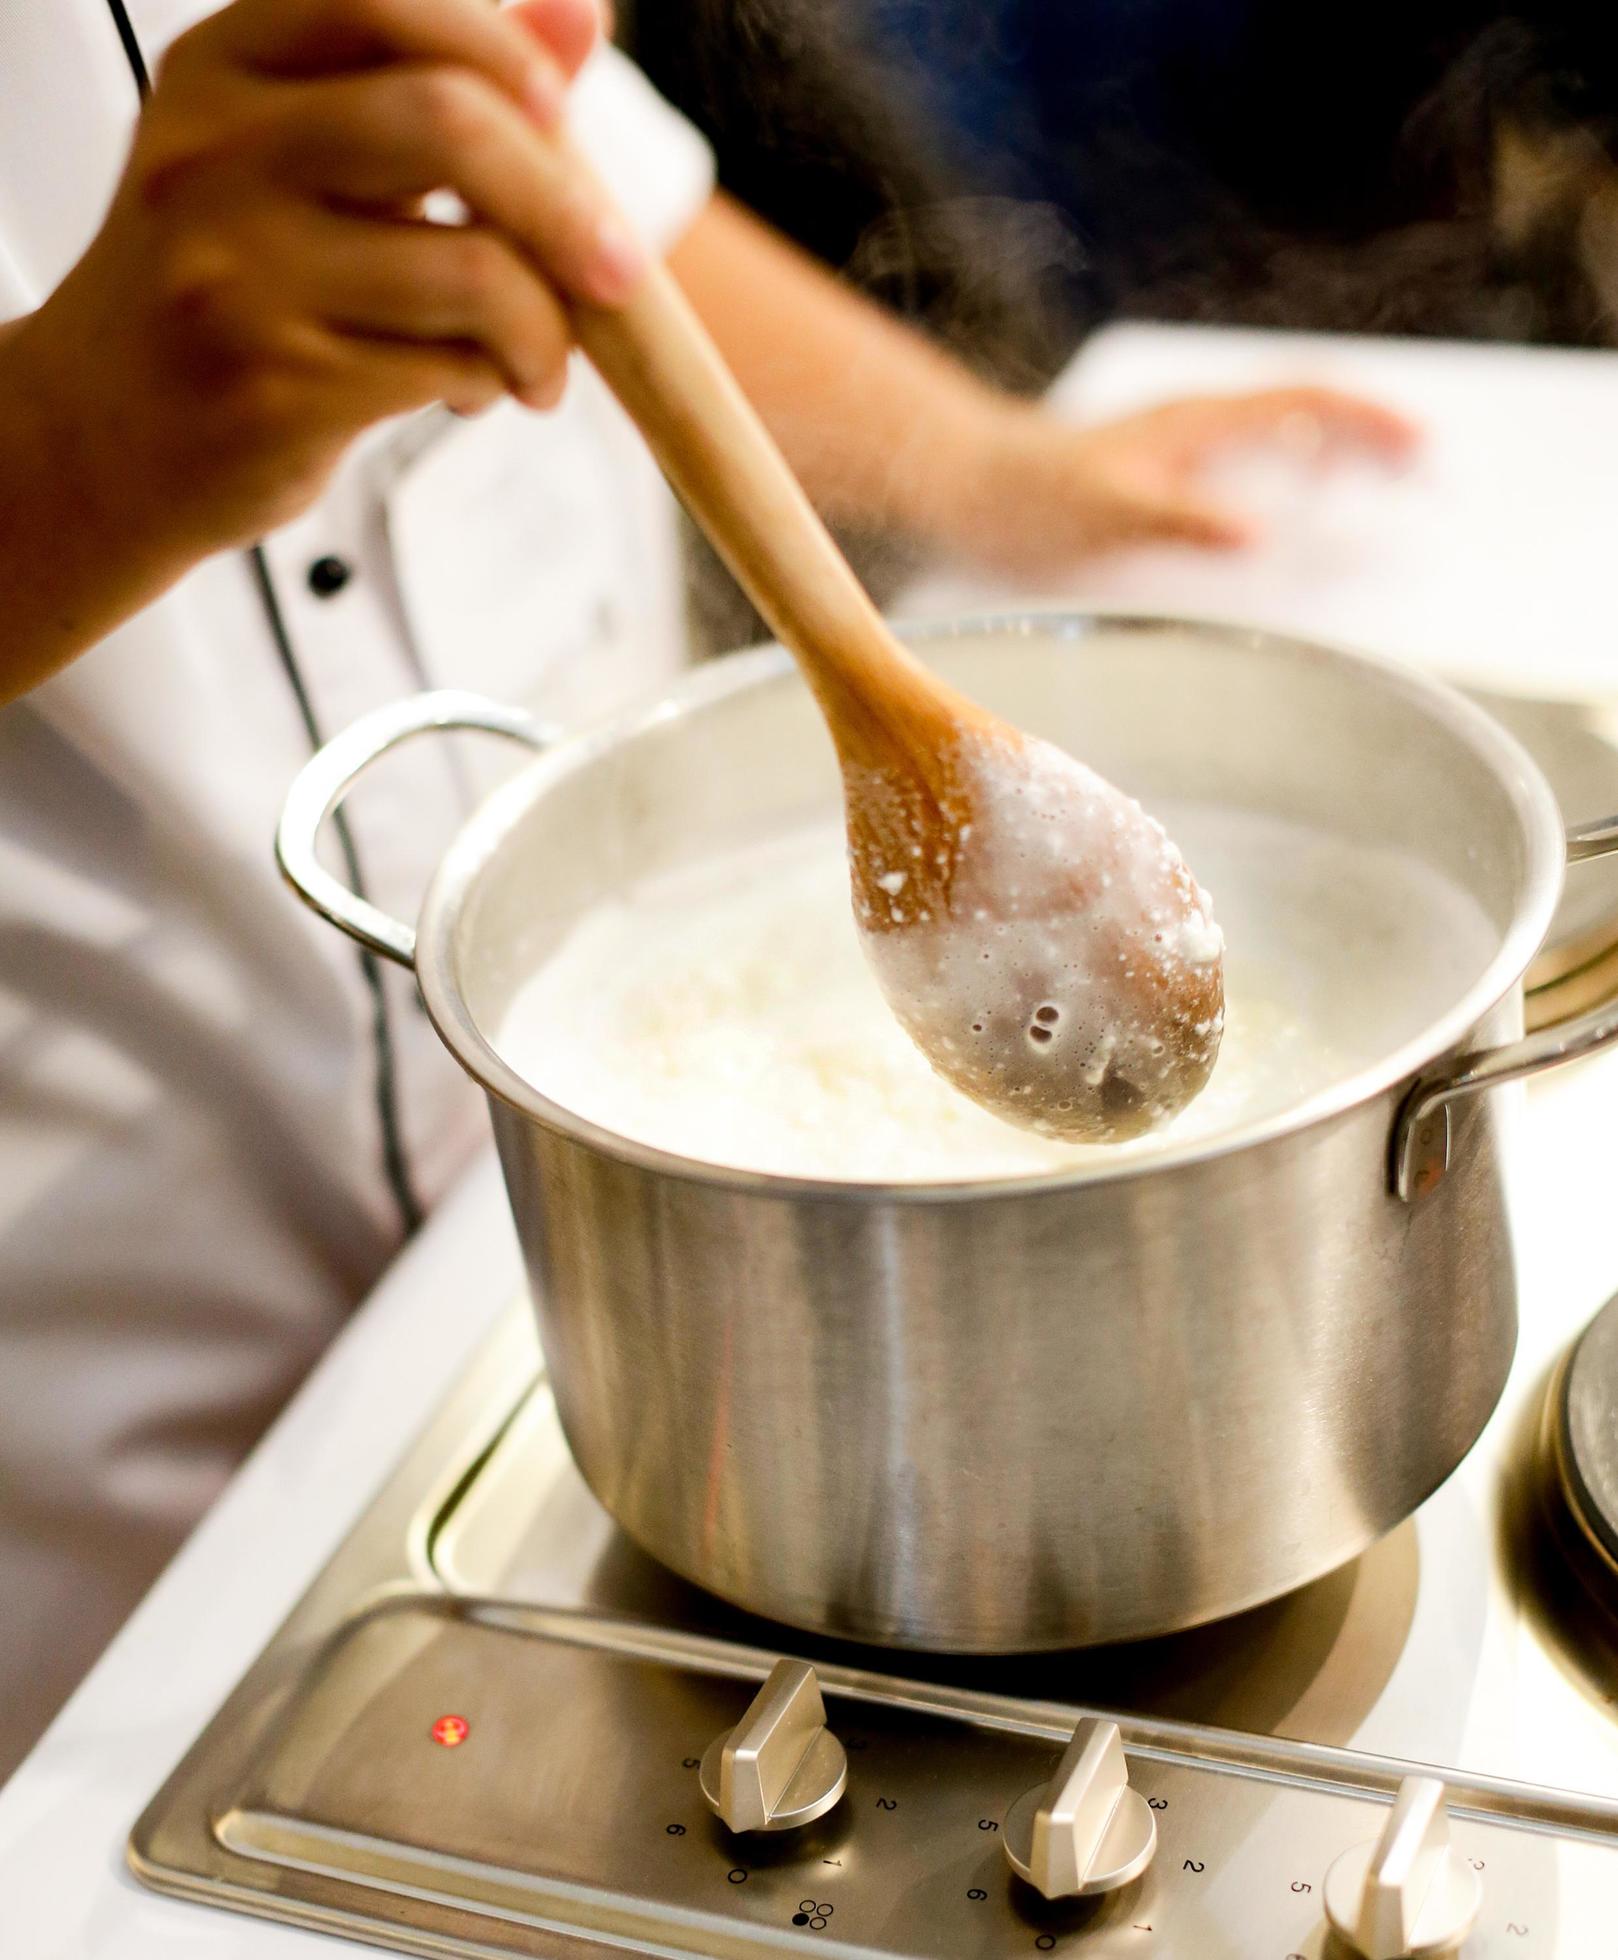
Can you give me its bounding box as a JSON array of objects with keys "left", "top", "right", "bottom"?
[{"left": 416, "top": 609, "right": 1565, "bottom": 1201}]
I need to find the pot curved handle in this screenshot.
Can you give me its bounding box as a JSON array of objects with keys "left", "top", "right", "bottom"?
[
  {"left": 1393, "top": 815, "right": 1618, "bottom": 1201},
  {"left": 276, "top": 689, "right": 555, "bottom": 969}
]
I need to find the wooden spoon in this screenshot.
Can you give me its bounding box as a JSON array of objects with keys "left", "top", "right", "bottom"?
[{"left": 574, "top": 268, "right": 1224, "bottom": 1141}]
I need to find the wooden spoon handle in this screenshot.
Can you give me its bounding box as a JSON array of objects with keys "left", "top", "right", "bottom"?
[{"left": 574, "top": 266, "right": 938, "bottom": 739}]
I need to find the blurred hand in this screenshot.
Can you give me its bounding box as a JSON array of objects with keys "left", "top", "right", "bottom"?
[
  {"left": 931, "top": 387, "right": 1419, "bottom": 579},
  {"left": 8, "top": 0, "right": 632, "bottom": 562}
]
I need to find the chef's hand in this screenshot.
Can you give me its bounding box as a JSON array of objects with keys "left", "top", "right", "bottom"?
[
  {"left": 6, "top": 0, "right": 632, "bottom": 568},
  {"left": 928, "top": 387, "right": 1419, "bottom": 579}
]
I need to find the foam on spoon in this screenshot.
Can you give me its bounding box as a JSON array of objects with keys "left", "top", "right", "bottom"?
[{"left": 851, "top": 730, "right": 1225, "bottom": 1142}]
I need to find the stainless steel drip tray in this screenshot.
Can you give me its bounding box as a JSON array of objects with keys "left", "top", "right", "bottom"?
[{"left": 130, "top": 1307, "right": 1618, "bottom": 1958}]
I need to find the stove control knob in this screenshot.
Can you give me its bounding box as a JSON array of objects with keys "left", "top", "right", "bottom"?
[
  {"left": 1324, "top": 1776, "right": 1483, "bottom": 1959},
  {"left": 1003, "top": 1718, "right": 1156, "bottom": 1900},
  {"left": 699, "top": 1658, "right": 848, "bottom": 1834}
]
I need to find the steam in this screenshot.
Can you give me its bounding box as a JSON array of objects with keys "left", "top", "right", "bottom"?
[{"left": 624, "top": 0, "right": 1618, "bottom": 652}]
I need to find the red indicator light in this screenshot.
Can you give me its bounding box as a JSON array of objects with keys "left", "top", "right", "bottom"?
[{"left": 431, "top": 1714, "right": 470, "bottom": 1749}]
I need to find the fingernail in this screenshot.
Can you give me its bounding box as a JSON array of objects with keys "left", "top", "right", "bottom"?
[
  {"left": 524, "top": 62, "right": 565, "bottom": 127},
  {"left": 584, "top": 214, "right": 646, "bottom": 304}
]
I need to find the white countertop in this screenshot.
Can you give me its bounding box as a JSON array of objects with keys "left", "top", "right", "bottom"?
[
  {"left": 9, "top": 323, "right": 1618, "bottom": 1954},
  {"left": 905, "top": 323, "right": 1618, "bottom": 702}
]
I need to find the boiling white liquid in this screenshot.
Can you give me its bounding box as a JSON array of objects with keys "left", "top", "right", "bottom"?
[{"left": 497, "top": 808, "right": 1499, "bottom": 1183}]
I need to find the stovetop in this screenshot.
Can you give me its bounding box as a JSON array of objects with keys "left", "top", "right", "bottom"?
[
  {"left": 117, "top": 322, "right": 1618, "bottom": 1960},
  {"left": 129, "top": 1214, "right": 1618, "bottom": 1960}
]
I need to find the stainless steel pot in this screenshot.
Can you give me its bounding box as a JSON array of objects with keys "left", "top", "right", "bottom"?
[{"left": 278, "top": 615, "right": 1618, "bottom": 1651}]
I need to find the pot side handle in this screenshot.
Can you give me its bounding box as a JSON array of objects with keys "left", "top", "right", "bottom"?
[
  {"left": 275, "top": 689, "right": 554, "bottom": 969},
  {"left": 1393, "top": 815, "right": 1618, "bottom": 1201}
]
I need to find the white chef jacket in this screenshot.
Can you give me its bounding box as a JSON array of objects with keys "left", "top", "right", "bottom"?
[{"left": 0, "top": 0, "right": 713, "bottom": 1777}]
